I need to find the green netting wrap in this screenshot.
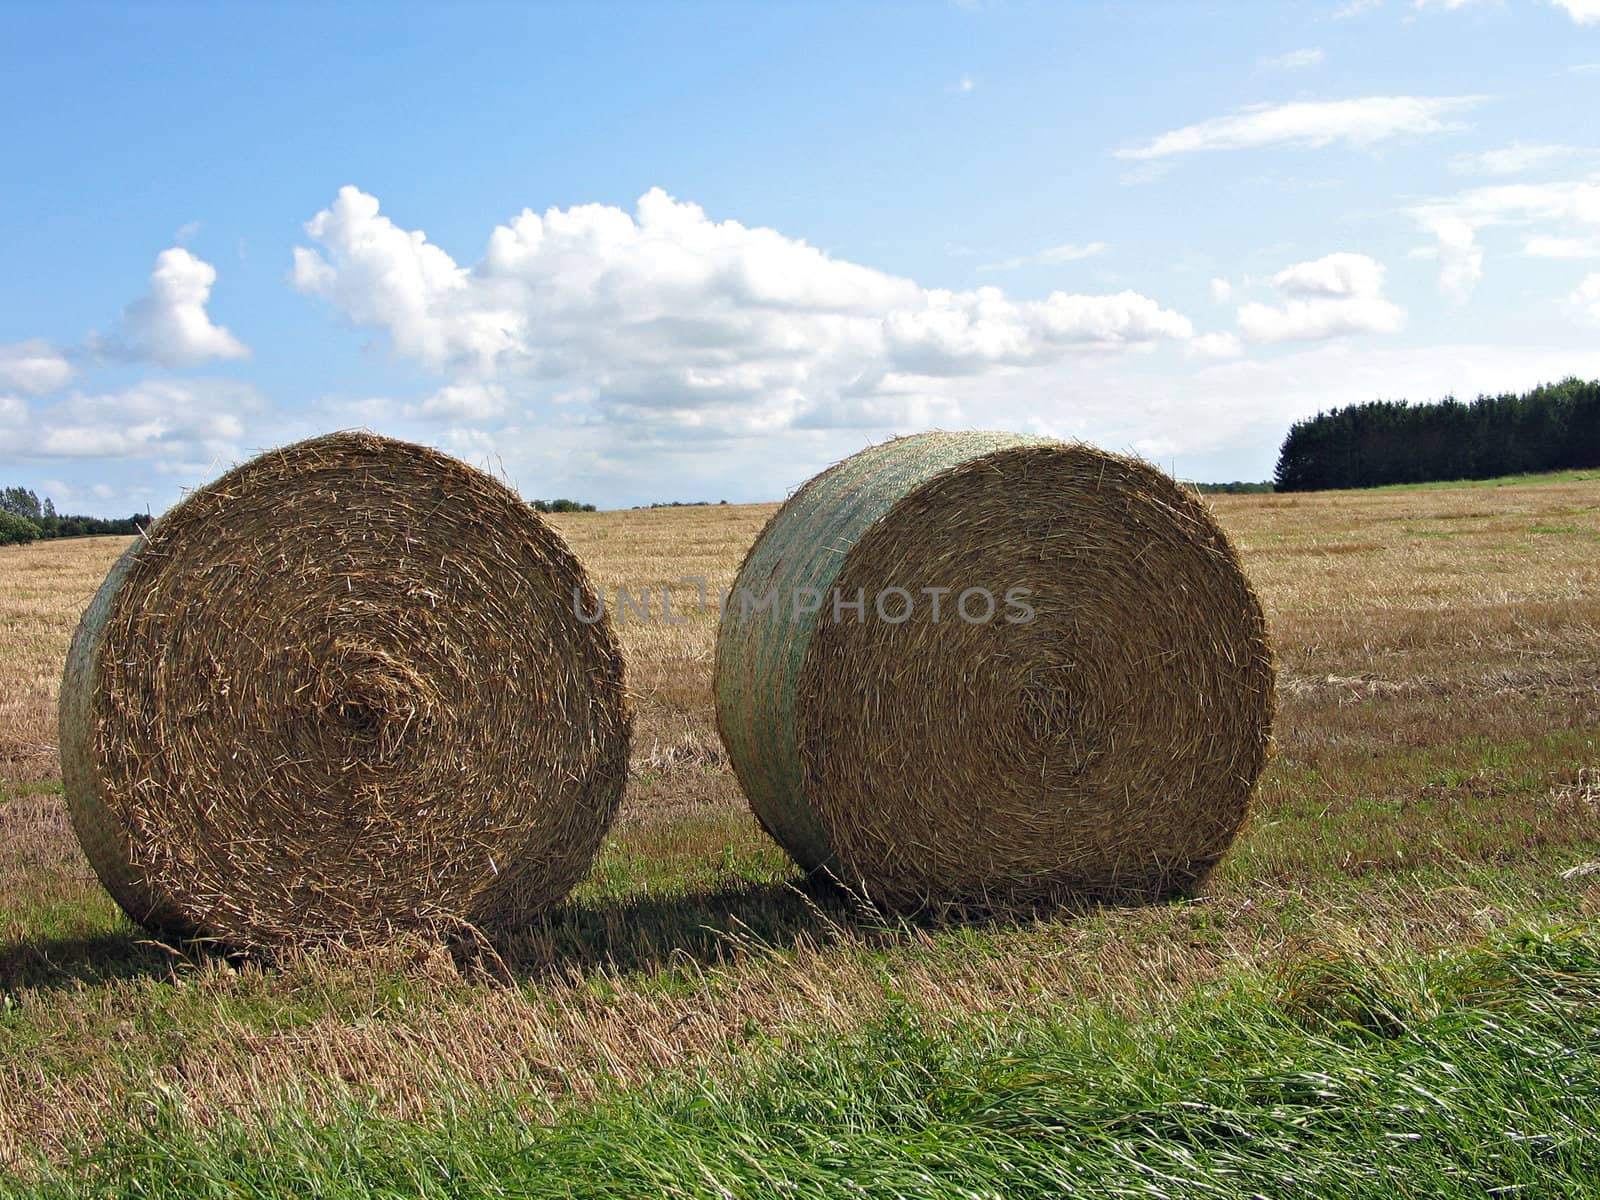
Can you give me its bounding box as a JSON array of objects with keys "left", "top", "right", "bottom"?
[
  {"left": 714, "top": 432, "right": 1276, "bottom": 910},
  {"left": 714, "top": 432, "right": 1043, "bottom": 875},
  {"left": 59, "top": 431, "right": 631, "bottom": 946}
]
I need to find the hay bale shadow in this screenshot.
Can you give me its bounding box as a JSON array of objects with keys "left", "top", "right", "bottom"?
[
  {"left": 474, "top": 871, "right": 1189, "bottom": 982},
  {"left": 1, "top": 879, "right": 1198, "bottom": 993},
  {"left": 478, "top": 878, "right": 860, "bottom": 980},
  {"left": 0, "top": 929, "right": 211, "bottom": 992}
]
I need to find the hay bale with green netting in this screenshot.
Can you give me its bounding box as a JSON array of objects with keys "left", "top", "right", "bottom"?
[
  {"left": 59, "top": 431, "right": 630, "bottom": 946},
  {"left": 714, "top": 431, "right": 1275, "bottom": 910}
]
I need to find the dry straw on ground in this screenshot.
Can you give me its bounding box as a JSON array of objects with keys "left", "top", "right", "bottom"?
[
  {"left": 58, "top": 431, "right": 630, "bottom": 945},
  {"left": 715, "top": 432, "right": 1276, "bottom": 909}
]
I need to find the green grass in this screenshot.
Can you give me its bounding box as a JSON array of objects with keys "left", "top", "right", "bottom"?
[
  {"left": 576, "top": 809, "right": 794, "bottom": 905},
  {"left": 1528, "top": 523, "right": 1588, "bottom": 536},
  {"left": 9, "top": 923, "right": 1598, "bottom": 1198},
  {"left": 0, "top": 779, "right": 62, "bottom": 805},
  {"left": 1234, "top": 728, "right": 1598, "bottom": 883},
  {"left": 1365, "top": 468, "right": 1600, "bottom": 492}
]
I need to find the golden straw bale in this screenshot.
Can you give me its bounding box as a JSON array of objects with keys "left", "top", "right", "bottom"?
[
  {"left": 60, "top": 432, "right": 629, "bottom": 945},
  {"left": 715, "top": 432, "right": 1274, "bottom": 909}
]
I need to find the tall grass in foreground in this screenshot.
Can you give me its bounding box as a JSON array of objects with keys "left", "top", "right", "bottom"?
[{"left": 11, "top": 924, "right": 1598, "bottom": 1199}]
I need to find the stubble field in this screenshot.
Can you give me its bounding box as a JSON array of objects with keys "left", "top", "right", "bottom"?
[{"left": 1, "top": 472, "right": 1598, "bottom": 1193}]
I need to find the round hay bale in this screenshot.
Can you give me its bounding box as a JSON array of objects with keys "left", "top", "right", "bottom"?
[
  {"left": 714, "top": 432, "right": 1274, "bottom": 909},
  {"left": 59, "top": 431, "right": 629, "bottom": 944}
]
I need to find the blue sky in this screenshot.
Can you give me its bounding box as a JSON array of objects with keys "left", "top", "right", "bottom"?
[{"left": 3, "top": 0, "right": 1599, "bottom": 513}]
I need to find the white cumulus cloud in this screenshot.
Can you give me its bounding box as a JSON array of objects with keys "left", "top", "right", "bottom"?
[
  {"left": 3, "top": 378, "right": 263, "bottom": 464},
  {"left": 884, "top": 287, "right": 1193, "bottom": 375},
  {"left": 1237, "top": 252, "right": 1405, "bottom": 342},
  {"left": 0, "top": 394, "right": 28, "bottom": 433},
  {"left": 1570, "top": 273, "right": 1600, "bottom": 323},
  {"left": 110, "top": 248, "right": 250, "bottom": 368},
  {"left": 292, "top": 186, "right": 1195, "bottom": 437},
  {"left": 1270, "top": 252, "right": 1387, "bottom": 298},
  {"left": 1426, "top": 215, "right": 1486, "bottom": 302},
  {"left": 1187, "top": 331, "right": 1244, "bottom": 359},
  {"left": 1552, "top": 0, "right": 1600, "bottom": 24},
  {"left": 1115, "top": 95, "right": 1484, "bottom": 161},
  {"left": 0, "top": 339, "right": 73, "bottom": 395},
  {"left": 291, "top": 188, "right": 516, "bottom": 370},
  {"left": 412, "top": 381, "right": 511, "bottom": 421}
]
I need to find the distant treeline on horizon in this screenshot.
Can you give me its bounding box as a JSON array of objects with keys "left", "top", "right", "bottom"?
[
  {"left": 1191, "top": 480, "right": 1274, "bottom": 495},
  {"left": 529, "top": 498, "right": 597, "bottom": 513},
  {"left": 0, "top": 487, "right": 145, "bottom": 546},
  {"left": 1273, "top": 377, "right": 1600, "bottom": 492}
]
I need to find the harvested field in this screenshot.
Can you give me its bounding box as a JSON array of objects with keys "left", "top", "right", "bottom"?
[{"left": 2, "top": 471, "right": 1598, "bottom": 1179}]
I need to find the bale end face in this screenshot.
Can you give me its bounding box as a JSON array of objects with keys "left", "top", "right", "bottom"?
[
  {"left": 60, "top": 431, "right": 630, "bottom": 945},
  {"left": 715, "top": 433, "right": 1275, "bottom": 910}
]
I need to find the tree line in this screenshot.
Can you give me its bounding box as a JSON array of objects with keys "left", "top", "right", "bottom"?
[
  {"left": 529, "top": 498, "right": 597, "bottom": 513},
  {"left": 1274, "top": 377, "right": 1600, "bottom": 492},
  {"left": 0, "top": 486, "right": 602, "bottom": 547},
  {"left": 0, "top": 487, "right": 147, "bottom": 546},
  {"left": 1193, "top": 481, "right": 1274, "bottom": 495}
]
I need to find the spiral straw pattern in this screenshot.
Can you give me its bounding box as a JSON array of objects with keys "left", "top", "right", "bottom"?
[
  {"left": 715, "top": 432, "right": 1274, "bottom": 909},
  {"left": 59, "top": 432, "right": 629, "bottom": 945}
]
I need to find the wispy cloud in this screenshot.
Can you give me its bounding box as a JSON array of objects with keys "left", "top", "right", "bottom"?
[
  {"left": 1449, "top": 142, "right": 1595, "bottom": 175},
  {"left": 1116, "top": 95, "right": 1485, "bottom": 161},
  {"left": 948, "top": 75, "right": 976, "bottom": 95},
  {"left": 1332, "top": 0, "right": 1383, "bottom": 18},
  {"left": 1408, "top": 178, "right": 1600, "bottom": 298},
  {"left": 1524, "top": 234, "right": 1600, "bottom": 258},
  {"left": 976, "top": 241, "right": 1109, "bottom": 273},
  {"left": 1261, "top": 47, "right": 1325, "bottom": 69}
]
